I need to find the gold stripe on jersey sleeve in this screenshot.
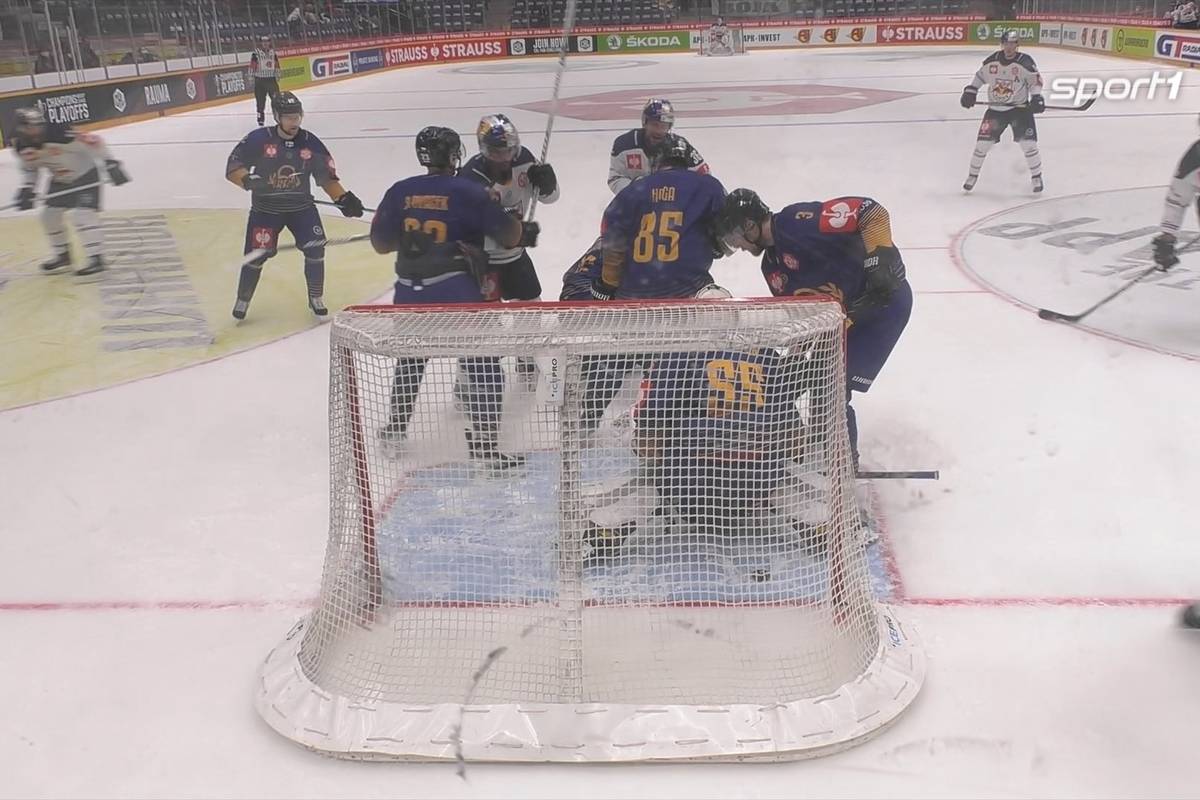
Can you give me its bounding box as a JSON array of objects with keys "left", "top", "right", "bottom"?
[{"left": 859, "top": 203, "right": 894, "bottom": 252}]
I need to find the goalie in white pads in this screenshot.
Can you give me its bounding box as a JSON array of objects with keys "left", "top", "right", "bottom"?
[
  {"left": 1151, "top": 126, "right": 1200, "bottom": 270},
  {"left": 608, "top": 99, "right": 709, "bottom": 194},
  {"left": 703, "top": 17, "right": 736, "bottom": 56},
  {"left": 9, "top": 107, "right": 130, "bottom": 276},
  {"left": 960, "top": 30, "right": 1045, "bottom": 194}
]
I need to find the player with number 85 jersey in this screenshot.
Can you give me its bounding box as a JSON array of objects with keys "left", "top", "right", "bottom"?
[{"left": 592, "top": 133, "right": 726, "bottom": 300}]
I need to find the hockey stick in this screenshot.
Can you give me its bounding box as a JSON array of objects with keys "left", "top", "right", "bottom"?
[
  {"left": 525, "top": 0, "right": 578, "bottom": 224},
  {"left": 1036, "top": 232, "right": 1200, "bottom": 323},
  {"left": 0, "top": 179, "right": 106, "bottom": 213},
  {"left": 857, "top": 470, "right": 940, "bottom": 480},
  {"left": 987, "top": 97, "right": 1097, "bottom": 112},
  {"left": 314, "top": 198, "right": 377, "bottom": 215},
  {"left": 232, "top": 231, "right": 373, "bottom": 272}
]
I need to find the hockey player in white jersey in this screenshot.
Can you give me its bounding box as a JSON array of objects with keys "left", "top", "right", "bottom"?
[
  {"left": 461, "top": 113, "right": 559, "bottom": 303},
  {"left": 9, "top": 107, "right": 130, "bottom": 276},
  {"left": 960, "top": 31, "right": 1045, "bottom": 194},
  {"left": 1151, "top": 126, "right": 1200, "bottom": 270},
  {"left": 608, "top": 98, "right": 709, "bottom": 194}
]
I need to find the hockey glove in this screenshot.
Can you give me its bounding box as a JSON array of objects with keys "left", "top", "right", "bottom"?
[
  {"left": 105, "top": 160, "right": 130, "bottom": 186},
  {"left": 14, "top": 185, "right": 35, "bottom": 211},
  {"left": 589, "top": 277, "right": 617, "bottom": 301},
  {"left": 526, "top": 163, "right": 557, "bottom": 196},
  {"left": 960, "top": 86, "right": 977, "bottom": 109},
  {"left": 1153, "top": 232, "right": 1179, "bottom": 271},
  {"left": 847, "top": 246, "right": 904, "bottom": 322},
  {"left": 334, "top": 191, "right": 364, "bottom": 218},
  {"left": 518, "top": 220, "right": 540, "bottom": 248},
  {"left": 242, "top": 173, "right": 267, "bottom": 191},
  {"left": 1029, "top": 94, "right": 1046, "bottom": 114}
]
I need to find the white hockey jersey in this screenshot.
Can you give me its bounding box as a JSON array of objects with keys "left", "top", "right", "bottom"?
[
  {"left": 250, "top": 47, "right": 281, "bottom": 79},
  {"left": 1161, "top": 140, "right": 1200, "bottom": 236},
  {"left": 968, "top": 51, "right": 1043, "bottom": 108},
  {"left": 13, "top": 124, "right": 111, "bottom": 187},
  {"left": 607, "top": 129, "right": 709, "bottom": 194},
  {"left": 462, "top": 145, "right": 559, "bottom": 264}
]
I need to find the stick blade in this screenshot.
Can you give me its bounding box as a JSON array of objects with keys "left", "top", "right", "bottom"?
[{"left": 1037, "top": 308, "right": 1080, "bottom": 323}]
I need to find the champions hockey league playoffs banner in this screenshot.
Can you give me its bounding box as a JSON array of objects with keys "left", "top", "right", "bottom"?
[
  {"left": 0, "top": 65, "right": 247, "bottom": 146},
  {"left": 0, "top": 16, "right": 1184, "bottom": 146}
]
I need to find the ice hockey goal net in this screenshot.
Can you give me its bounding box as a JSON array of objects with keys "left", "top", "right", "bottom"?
[
  {"left": 255, "top": 298, "right": 923, "bottom": 763},
  {"left": 699, "top": 25, "right": 746, "bottom": 56}
]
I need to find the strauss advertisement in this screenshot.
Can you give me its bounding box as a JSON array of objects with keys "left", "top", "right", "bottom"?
[{"left": 383, "top": 37, "right": 506, "bottom": 67}]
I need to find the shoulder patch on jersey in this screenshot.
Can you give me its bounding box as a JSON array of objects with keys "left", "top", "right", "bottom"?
[
  {"left": 818, "top": 198, "right": 864, "bottom": 234},
  {"left": 460, "top": 156, "right": 492, "bottom": 185},
  {"left": 1176, "top": 140, "right": 1200, "bottom": 180},
  {"left": 983, "top": 52, "right": 1003, "bottom": 66},
  {"left": 1016, "top": 52, "right": 1039, "bottom": 71},
  {"left": 512, "top": 147, "right": 537, "bottom": 167},
  {"left": 611, "top": 129, "right": 639, "bottom": 157}
]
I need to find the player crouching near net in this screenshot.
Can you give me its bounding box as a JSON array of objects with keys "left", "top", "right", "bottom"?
[
  {"left": 712, "top": 189, "right": 911, "bottom": 472},
  {"left": 583, "top": 287, "right": 831, "bottom": 563}
]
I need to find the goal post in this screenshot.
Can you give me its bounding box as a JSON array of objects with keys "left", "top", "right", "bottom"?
[
  {"left": 255, "top": 298, "right": 924, "bottom": 763},
  {"left": 698, "top": 25, "right": 746, "bottom": 56}
]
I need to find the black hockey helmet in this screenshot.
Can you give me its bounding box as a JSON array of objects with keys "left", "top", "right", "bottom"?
[
  {"left": 655, "top": 133, "right": 692, "bottom": 169},
  {"left": 416, "top": 125, "right": 465, "bottom": 170},
  {"left": 713, "top": 188, "right": 772, "bottom": 251},
  {"left": 272, "top": 91, "right": 303, "bottom": 118},
  {"left": 1000, "top": 30, "right": 1019, "bottom": 45}
]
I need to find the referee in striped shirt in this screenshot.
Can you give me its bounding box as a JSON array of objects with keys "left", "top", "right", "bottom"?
[{"left": 250, "top": 35, "right": 282, "bottom": 126}]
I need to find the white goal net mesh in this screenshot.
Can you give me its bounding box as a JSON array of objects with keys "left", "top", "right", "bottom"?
[
  {"left": 699, "top": 25, "right": 745, "bottom": 56},
  {"left": 256, "top": 299, "right": 923, "bottom": 763}
]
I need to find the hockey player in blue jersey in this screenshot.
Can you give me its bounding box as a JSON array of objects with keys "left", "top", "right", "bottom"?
[
  {"left": 370, "top": 125, "right": 540, "bottom": 474},
  {"left": 636, "top": 331, "right": 802, "bottom": 529},
  {"left": 559, "top": 237, "right": 602, "bottom": 301},
  {"left": 590, "top": 133, "right": 727, "bottom": 300},
  {"left": 225, "top": 91, "right": 364, "bottom": 320},
  {"left": 713, "top": 189, "right": 911, "bottom": 465}
]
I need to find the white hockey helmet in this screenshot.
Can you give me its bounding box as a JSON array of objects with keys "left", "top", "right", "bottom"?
[{"left": 476, "top": 113, "right": 520, "bottom": 161}]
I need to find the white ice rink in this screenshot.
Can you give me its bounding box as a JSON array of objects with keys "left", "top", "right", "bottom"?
[{"left": 2, "top": 43, "right": 1199, "bottom": 798}]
